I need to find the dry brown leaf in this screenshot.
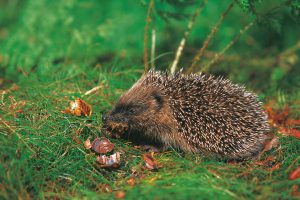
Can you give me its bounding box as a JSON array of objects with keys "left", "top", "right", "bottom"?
[
  {"left": 84, "top": 137, "right": 92, "bottom": 149},
  {"left": 143, "top": 152, "right": 160, "bottom": 170},
  {"left": 91, "top": 137, "right": 114, "bottom": 154},
  {"left": 264, "top": 103, "right": 300, "bottom": 139},
  {"left": 97, "top": 184, "right": 112, "bottom": 193},
  {"left": 115, "top": 191, "right": 126, "bottom": 199},
  {"left": 258, "top": 136, "right": 280, "bottom": 157},
  {"left": 72, "top": 136, "right": 81, "bottom": 144},
  {"left": 291, "top": 185, "right": 300, "bottom": 197},
  {"left": 255, "top": 155, "right": 280, "bottom": 171},
  {"left": 61, "top": 98, "right": 92, "bottom": 116},
  {"left": 126, "top": 178, "right": 136, "bottom": 186},
  {"left": 289, "top": 167, "right": 300, "bottom": 180}
]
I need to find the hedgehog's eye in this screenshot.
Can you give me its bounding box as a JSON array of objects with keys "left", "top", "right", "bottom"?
[
  {"left": 126, "top": 104, "right": 147, "bottom": 115},
  {"left": 152, "top": 92, "right": 163, "bottom": 111},
  {"left": 127, "top": 107, "right": 137, "bottom": 115}
]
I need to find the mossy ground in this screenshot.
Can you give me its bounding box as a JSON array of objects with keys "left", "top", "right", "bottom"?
[{"left": 0, "top": 1, "right": 300, "bottom": 199}]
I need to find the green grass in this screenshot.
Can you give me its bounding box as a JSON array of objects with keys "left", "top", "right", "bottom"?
[
  {"left": 1, "top": 65, "right": 299, "bottom": 199},
  {"left": 1, "top": 0, "right": 300, "bottom": 199}
]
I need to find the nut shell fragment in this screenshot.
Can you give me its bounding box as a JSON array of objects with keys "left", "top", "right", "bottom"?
[
  {"left": 91, "top": 137, "right": 114, "bottom": 154},
  {"left": 96, "top": 152, "right": 121, "bottom": 168}
]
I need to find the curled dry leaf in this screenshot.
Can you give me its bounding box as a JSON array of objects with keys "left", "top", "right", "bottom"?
[
  {"left": 126, "top": 178, "right": 136, "bottom": 186},
  {"left": 279, "top": 127, "right": 300, "bottom": 139},
  {"left": 258, "top": 136, "right": 280, "bottom": 157},
  {"left": 265, "top": 103, "right": 300, "bottom": 139},
  {"left": 96, "top": 152, "right": 120, "bottom": 168},
  {"left": 84, "top": 137, "right": 92, "bottom": 149},
  {"left": 289, "top": 167, "right": 300, "bottom": 180},
  {"left": 255, "top": 155, "right": 280, "bottom": 171},
  {"left": 291, "top": 185, "right": 300, "bottom": 197},
  {"left": 143, "top": 152, "right": 160, "bottom": 170},
  {"left": 61, "top": 98, "right": 92, "bottom": 116},
  {"left": 91, "top": 137, "right": 114, "bottom": 154},
  {"left": 115, "top": 191, "right": 126, "bottom": 199},
  {"left": 97, "top": 184, "right": 112, "bottom": 193}
]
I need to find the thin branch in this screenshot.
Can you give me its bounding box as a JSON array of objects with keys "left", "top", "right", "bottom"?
[
  {"left": 170, "top": 0, "right": 208, "bottom": 74},
  {"left": 187, "top": 0, "right": 236, "bottom": 74},
  {"left": 144, "top": 0, "right": 154, "bottom": 73},
  {"left": 84, "top": 85, "right": 103, "bottom": 96},
  {"left": 150, "top": 28, "right": 156, "bottom": 69},
  {"left": 198, "top": 0, "right": 294, "bottom": 73},
  {"left": 201, "top": 21, "right": 255, "bottom": 72}
]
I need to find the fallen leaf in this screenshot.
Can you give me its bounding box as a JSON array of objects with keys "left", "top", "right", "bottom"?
[
  {"left": 72, "top": 136, "right": 81, "bottom": 144},
  {"left": 143, "top": 152, "right": 160, "bottom": 170},
  {"left": 96, "top": 152, "right": 120, "bottom": 168},
  {"left": 279, "top": 127, "right": 300, "bottom": 139},
  {"left": 270, "top": 163, "right": 280, "bottom": 171},
  {"left": 255, "top": 155, "right": 278, "bottom": 169},
  {"left": 84, "top": 137, "right": 92, "bottom": 149},
  {"left": 290, "top": 129, "right": 300, "bottom": 139},
  {"left": 91, "top": 137, "right": 114, "bottom": 154},
  {"left": 115, "top": 191, "right": 126, "bottom": 199},
  {"left": 264, "top": 103, "right": 300, "bottom": 139},
  {"left": 289, "top": 167, "right": 300, "bottom": 180},
  {"left": 61, "top": 98, "right": 92, "bottom": 116},
  {"left": 291, "top": 185, "right": 300, "bottom": 197},
  {"left": 97, "top": 184, "right": 112, "bottom": 193},
  {"left": 258, "top": 136, "right": 280, "bottom": 157},
  {"left": 126, "top": 178, "right": 136, "bottom": 186}
]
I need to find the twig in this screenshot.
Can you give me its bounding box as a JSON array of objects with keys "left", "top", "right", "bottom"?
[
  {"left": 144, "top": 0, "right": 154, "bottom": 73},
  {"left": 150, "top": 28, "right": 156, "bottom": 69},
  {"left": 170, "top": 0, "right": 208, "bottom": 74},
  {"left": 201, "top": 21, "right": 255, "bottom": 72},
  {"left": 0, "top": 118, "right": 36, "bottom": 153},
  {"left": 84, "top": 85, "right": 103, "bottom": 96},
  {"left": 198, "top": 0, "right": 295, "bottom": 73},
  {"left": 187, "top": 0, "right": 236, "bottom": 74},
  {"left": 0, "top": 118, "right": 15, "bottom": 133}
]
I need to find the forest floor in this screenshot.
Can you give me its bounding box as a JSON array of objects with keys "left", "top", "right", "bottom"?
[{"left": 0, "top": 64, "right": 299, "bottom": 200}]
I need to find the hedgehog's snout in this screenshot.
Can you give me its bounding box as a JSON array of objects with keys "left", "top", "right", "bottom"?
[
  {"left": 102, "top": 113, "right": 129, "bottom": 124},
  {"left": 102, "top": 112, "right": 129, "bottom": 138}
]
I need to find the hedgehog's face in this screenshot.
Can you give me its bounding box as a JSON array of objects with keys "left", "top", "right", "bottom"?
[{"left": 102, "top": 89, "right": 164, "bottom": 138}]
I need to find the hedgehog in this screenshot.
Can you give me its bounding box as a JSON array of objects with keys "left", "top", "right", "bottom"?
[{"left": 102, "top": 70, "right": 270, "bottom": 160}]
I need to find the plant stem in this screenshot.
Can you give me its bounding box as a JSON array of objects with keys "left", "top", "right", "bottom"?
[
  {"left": 144, "top": 0, "right": 154, "bottom": 73},
  {"left": 187, "top": 0, "right": 236, "bottom": 74},
  {"left": 170, "top": 0, "right": 208, "bottom": 74}
]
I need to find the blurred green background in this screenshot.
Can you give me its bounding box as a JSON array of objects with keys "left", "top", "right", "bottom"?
[
  {"left": 0, "top": 0, "right": 299, "bottom": 199},
  {"left": 0, "top": 0, "right": 299, "bottom": 93}
]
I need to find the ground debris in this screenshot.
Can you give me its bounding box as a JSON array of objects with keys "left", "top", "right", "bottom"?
[
  {"left": 91, "top": 137, "right": 114, "bottom": 154},
  {"left": 143, "top": 152, "right": 161, "bottom": 170},
  {"left": 264, "top": 103, "right": 300, "bottom": 139},
  {"left": 61, "top": 98, "right": 92, "bottom": 116},
  {"left": 114, "top": 191, "right": 126, "bottom": 199},
  {"left": 289, "top": 167, "right": 300, "bottom": 180},
  {"left": 96, "top": 152, "right": 121, "bottom": 168}
]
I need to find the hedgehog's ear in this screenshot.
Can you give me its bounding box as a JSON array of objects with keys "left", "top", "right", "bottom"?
[{"left": 152, "top": 92, "right": 163, "bottom": 111}]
